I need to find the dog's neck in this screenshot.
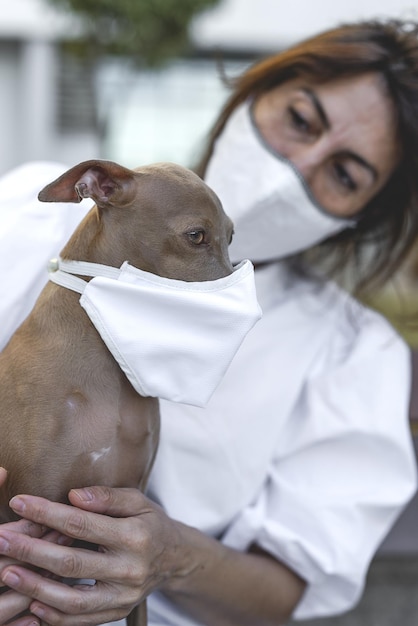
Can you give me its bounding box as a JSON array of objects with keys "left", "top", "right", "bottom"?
[{"left": 59, "top": 208, "right": 122, "bottom": 268}]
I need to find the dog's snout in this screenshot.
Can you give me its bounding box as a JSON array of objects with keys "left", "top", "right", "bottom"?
[{"left": 218, "top": 258, "right": 235, "bottom": 278}]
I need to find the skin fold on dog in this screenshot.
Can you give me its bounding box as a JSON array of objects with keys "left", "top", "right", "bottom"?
[{"left": 0, "top": 160, "right": 234, "bottom": 625}]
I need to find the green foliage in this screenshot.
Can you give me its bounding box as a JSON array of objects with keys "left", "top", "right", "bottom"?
[
  {"left": 362, "top": 289, "right": 418, "bottom": 348},
  {"left": 47, "top": 0, "right": 221, "bottom": 65}
]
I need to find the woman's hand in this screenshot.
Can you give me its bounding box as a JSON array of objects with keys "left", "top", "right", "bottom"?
[
  {"left": 0, "top": 486, "right": 187, "bottom": 626},
  {"left": 0, "top": 479, "right": 306, "bottom": 626},
  {"left": 0, "top": 467, "right": 58, "bottom": 626}
]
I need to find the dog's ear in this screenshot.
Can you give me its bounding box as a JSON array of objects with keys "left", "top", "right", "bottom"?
[{"left": 38, "top": 160, "right": 136, "bottom": 208}]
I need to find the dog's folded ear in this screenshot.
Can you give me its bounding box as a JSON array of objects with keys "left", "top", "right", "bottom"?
[{"left": 38, "top": 159, "right": 137, "bottom": 208}]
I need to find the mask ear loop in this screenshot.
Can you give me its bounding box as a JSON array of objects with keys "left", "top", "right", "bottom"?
[{"left": 47, "top": 257, "right": 121, "bottom": 294}]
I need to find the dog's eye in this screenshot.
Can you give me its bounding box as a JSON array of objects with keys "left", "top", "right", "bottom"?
[{"left": 187, "top": 230, "right": 206, "bottom": 245}]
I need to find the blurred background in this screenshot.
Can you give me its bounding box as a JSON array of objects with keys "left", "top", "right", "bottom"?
[
  {"left": 1, "top": 0, "right": 417, "bottom": 176},
  {"left": 0, "top": 1, "right": 417, "bottom": 623}
]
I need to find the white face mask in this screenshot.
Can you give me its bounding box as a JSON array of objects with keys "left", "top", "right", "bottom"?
[
  {"left": 205, "top": 101, "right": 355, "bottom": 264},
  {"left": 48, "top": 257, "right": 261, "bottom": 407}
]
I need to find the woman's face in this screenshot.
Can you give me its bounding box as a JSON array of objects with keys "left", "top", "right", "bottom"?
[{"left": 253, "top": 72, "right": 401, "bottom": 217}]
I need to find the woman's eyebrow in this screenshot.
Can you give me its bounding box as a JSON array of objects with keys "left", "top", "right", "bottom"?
[
  {"left": 344, "top": 151, "right": 377, "bottom": 182},
  {"left": 301, "top": 87, "right": 378, "bottom": 182},
  {"left": 301, "top": 88, "right": 330, "bottom": 129}
]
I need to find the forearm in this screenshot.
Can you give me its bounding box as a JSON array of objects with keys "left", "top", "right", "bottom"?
[{"left": 162, "top": 521, "right": 306, "bottom": 626}]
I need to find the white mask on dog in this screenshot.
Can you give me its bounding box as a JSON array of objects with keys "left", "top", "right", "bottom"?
[
  {"left": 205, "top": 101, "right": 355, "bottom": 264},
  {"left": 48, "top": 258, "right": 261, "bottom": 407}
]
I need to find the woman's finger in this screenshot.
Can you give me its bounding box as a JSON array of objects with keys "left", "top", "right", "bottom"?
[
  {"left": 2, "top": 615, "right": 39, "bottom": 626},
  {"left": 0, "top": 556, "right": 25, "bottom": 588},
  {"left": 1, "top": 518, "right": 46, "bottom": 538},
  {"left": 0, "top": 588, "right": 33, "bottom": 624},
  {"left": 0, "top": 531, "right": 118, "bottom": 582},
  {"left": 29, "top": 598, "right": 132, "bottom": 626},
  {"left": 5, "top": 619, "right": 39, "bottom": 626},
  {"left": 1, "top": 567, "right": 136, "bottom": 624},
  {"left": 0, "top": 520, "right": 51, "bottom": 589},
  {"left": 3, "top": 569, "right": 100, "bottom": 614},
  {"left": 8, "top": 495, "right": 127, "bottom": 547},
  {"left": 68, "top": 485, "right": 153, "bottom": 517}
]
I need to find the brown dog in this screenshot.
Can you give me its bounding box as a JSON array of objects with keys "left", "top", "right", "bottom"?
[{"left": 0, "top": 160, "right": 234, "bottom": 624}]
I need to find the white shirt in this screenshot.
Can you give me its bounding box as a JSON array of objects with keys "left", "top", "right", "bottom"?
[
  {"left": 0, "top": 163, "right": 416, "bottom": 623},
  {"left": 146, "top": 261, "right": 417, "bottom": 623}
]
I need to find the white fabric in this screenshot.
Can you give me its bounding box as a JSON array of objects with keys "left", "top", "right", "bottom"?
[
  {"left": 205, "top": 101, "right": 354, "bottom": 264},
  {"left": 147, "top": 262, "right": 417, "bottom": 622},
  {"left": 0, "top": 162, "right": 93, "bottom": 349},
  {"left": 48, "top": 257, "right": 262, "bottom": 407},
  {"left": 0, "top": 163, "right": 416, "bottom": 623}
]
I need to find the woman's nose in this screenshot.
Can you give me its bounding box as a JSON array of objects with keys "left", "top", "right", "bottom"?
[{"left": 289, "top": 144, "right": 324, "bottom": 184}]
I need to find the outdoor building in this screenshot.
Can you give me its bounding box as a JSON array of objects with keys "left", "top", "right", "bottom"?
[{"left": 0, "top": 0, "right": 99, "bottom": 175}]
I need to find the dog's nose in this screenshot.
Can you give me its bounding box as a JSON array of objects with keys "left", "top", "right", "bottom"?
[{"left": 214, "top": 259, "right": 234, "bottom": 279}]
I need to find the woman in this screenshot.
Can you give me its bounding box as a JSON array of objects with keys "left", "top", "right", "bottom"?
[{"left": 0, "top": 18, "right": 417, "bottom": 626}]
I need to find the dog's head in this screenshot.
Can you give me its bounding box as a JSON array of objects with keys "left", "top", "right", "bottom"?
[{"left": 38, "top": 160, "right": 234, "bottom": 282}]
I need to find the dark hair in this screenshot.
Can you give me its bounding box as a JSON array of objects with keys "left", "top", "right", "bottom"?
[{"left": 195, "top": 19, "right": 418, "bottom": 294}]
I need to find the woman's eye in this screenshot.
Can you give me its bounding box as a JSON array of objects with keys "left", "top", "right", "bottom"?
[
  {"left": 187, "top": 230, "right": 206, "bottom": 245},
  {"left": 333, "top": 163, "right": 357, "bottom": 192},
  {"left": 289, "top": 107, "right": 310, "bottom": 133}
]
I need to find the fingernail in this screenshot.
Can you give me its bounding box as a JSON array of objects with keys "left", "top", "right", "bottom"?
[
  {"left": 71, "top": 487, "right": 93, "bottom": 502},
  {"left": 57, "top": 533, "right": 73, "bottom": 546},
  {"left": 9, "top": 496, "right": 25, "bottom": 513},
  {"left": 2, "top": 570, "right": 20, "bottom": 587},
  {"left": 31, "top": 604, "right": 45, "bottom": 619}
]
